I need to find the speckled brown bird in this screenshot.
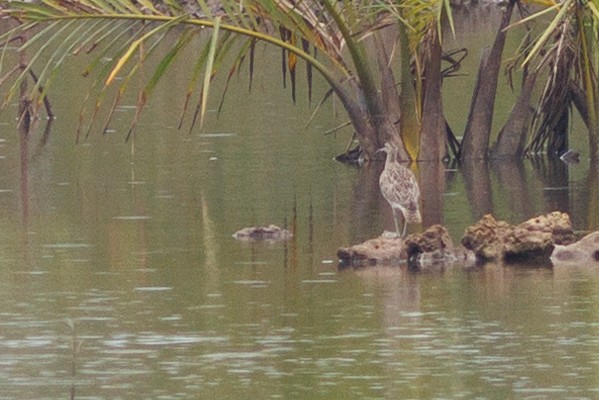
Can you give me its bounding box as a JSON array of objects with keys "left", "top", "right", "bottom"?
[{"left": 377, "top": 142, "right": 422, "bottom": 237}]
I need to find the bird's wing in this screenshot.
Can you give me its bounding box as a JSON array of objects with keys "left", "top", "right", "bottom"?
[{"left": 379, "top": 166, "right": 420, "bottom": 208}]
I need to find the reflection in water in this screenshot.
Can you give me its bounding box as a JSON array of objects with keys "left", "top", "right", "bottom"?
[
  {"left": 530, "top": 155, "right": 571, "bottom": 214},
  {"left": 583, "top": 161, "right": 599, "bottom": 231},
  {"left": 461, "top": 158, "right": 493, "bottom": 220},
  {"left": 19, "top": 110, "right": 30, "bottom": 232},
  {"left": 351, "top": 163, "right": 385, "bottom": 240},
  {"left": 419, "top": 161, "right": 446, "bottom": 227},
  {"left": 198, "top": 194, "right": 220, "bottom": 289},
  {"left": 492, "top": 158, "right": 533, "bottom": 220},
  {"left": 17, "top": 77, "right": 54, "bottom": 267}
]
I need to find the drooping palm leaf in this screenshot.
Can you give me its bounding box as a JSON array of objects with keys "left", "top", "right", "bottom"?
[
  {"left": 198, "top": 16, "right": 222, "bottom": 129},
  {"left": 217, "top": 37, "right": 254, "bottom": 114},
  {"left": 515, "top": 0, "right": 599, "bottom": 157},
  {"left": 0, "top": 0, "right": 450, "bottom": 161}
]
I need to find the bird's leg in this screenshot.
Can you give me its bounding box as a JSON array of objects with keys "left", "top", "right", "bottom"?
[
  {"left": 402, "top": 218, "right": 408, "bottom": 237},
  {"left": 392, "top": 208, "right": 401, "bottom": 238}
]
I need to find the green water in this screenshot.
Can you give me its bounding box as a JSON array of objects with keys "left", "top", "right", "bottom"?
[{"left": 1, "top": 12, "right": 599, "bottom": 399}]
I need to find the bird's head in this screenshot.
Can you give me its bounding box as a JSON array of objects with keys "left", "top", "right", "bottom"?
[
  {"left": 375, "top": 142, "right": 394, "bottom": 155},
  {"left": 376, "top": 142, "right": 398, "bottom": 161}
]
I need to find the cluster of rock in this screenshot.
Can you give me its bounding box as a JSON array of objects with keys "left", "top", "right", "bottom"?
[
  {"left": 337, "top": 224, "right": 473, "bottom": 269},
  {"left": 338, "top": 212, "right": 599, "bottom": 269},
  {"left": 461, "top": 212, "right": 577, "bottom": 262},
  {"left": 233, "top": 225, "right": 292, "bottom": 242}
]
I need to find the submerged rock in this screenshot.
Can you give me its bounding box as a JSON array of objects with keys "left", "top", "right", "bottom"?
[
  {"left": 233, "top": 225, "right": 292, "bottom": 242},
  {"left": 551, "top": 231, "right": 599, "bottom": 266},
  {"left": 462, "top": 212, "right": 576, "bottom": 262}
]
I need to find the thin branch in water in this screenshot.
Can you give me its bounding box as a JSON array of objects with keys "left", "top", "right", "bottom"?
[
  {"left": 324, "top": 120, "right": 352, "bottom": 136},
  {"left": 27, "top": 68, "right": 54, "bottom": 119}
]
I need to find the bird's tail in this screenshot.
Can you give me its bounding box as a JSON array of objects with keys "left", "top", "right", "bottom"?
[{"left": 405, "top": 202, "right": 422, "bottom": 224}]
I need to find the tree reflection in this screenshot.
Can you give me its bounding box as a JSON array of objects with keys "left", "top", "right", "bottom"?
[
  {"left": 18, "top": 83, "right": 31, "bottom": 232},
  {"left": 529, "top": 155, "right": 571, "bottom": 214},
  {"left": 17, "top": 75, "right": 54, "bottom": 266},
  {"left": 583, "top": 161, "right": 599, "bottom": 231},
  {"left": 351, "top": 162, "right": 386, "bottom": 240},
  {"left": 15, "top": 31, "right": 55, "bottom": 234},
  {"left": 461, "top": 158, "right": 493, "bottom": 219},
  {"left": 492, "top": 158, "right": 533, "bottom": 220},
  {"left": 419, "top": 161, "right": 446, "bottom": 227}
]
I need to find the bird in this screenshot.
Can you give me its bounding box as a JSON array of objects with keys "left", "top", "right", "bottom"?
[{"left": 377, "top": 142, "right": 422, "bottom": 237}]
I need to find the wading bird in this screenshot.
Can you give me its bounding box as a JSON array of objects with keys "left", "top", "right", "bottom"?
[{"left": 377, "top": 142, "right": 422, "bottom": 237}]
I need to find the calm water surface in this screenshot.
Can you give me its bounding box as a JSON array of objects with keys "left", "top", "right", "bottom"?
[{"left": 1, "top": 26, "right": 599, "bottom": 400}]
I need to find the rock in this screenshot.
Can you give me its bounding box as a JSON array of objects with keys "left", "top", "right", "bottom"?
[
  {"left": 339, "top": 213, "right": 580, "bottom": 268},
  {"left": 337, "top": 225, "right": 475, "bottom": 269},
  {"left": 337, "top": 236, "right": 407, "bottom": 267},
  {"left": 404, "top": 225, "right": 453, "bottom": 258},
  {"left": 233, "top": 225, "right": 292, "bottom": 242},
  {"left": 461, "top": 214, "right": 511, "bottom": 260},
  {"left": 462, "top": 212, "right": 575, "bottom": 262},
  {"left": 504, "top": 212, "right": 577, "bottom": 261},
  {"left": 405, "top": 225, "right": 476, "bottom": 269},
  {"left": 551, "top": 231, "right": 599, "bottom": 266}
]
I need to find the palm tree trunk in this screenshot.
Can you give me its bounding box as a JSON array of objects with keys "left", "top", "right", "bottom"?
[
  {"left": 373, "top": 31, "right": 409, "bottom": 161},
  {"left": 570, "top": 82, "right": 599, "bottom": 160},
  {"left": 460, "top": 0, "right": 514, "bottom": 159},
  {"left": 419, "top": 27, "right": 445, "bottom": 161},
  {"left": 398, "top": 19, "right": 420, "bottom": 161},
  {"left": 491, "top": 70, "right": 537, "bottom": 158}
]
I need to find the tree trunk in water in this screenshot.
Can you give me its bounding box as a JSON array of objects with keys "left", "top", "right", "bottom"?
[
  {"left": 419, "top": 27, "right": 445, "bottom": 161},
  {"left": 491, "top": 70, "right": 537, "bottom": 158},
  {"left": 374, "top": 32, "right": 402, "bottom": 127},
  {"left": 338, "top": 80, "right": 380, "bottom": 161},
  {"left": 373, "top": 32, "right": 409, "bottom": 161},
  {"left": 350, "top": 113, "right": 380, "bottom": 161},
  {"left": 460, "top": 0, "right": 514, "bottom": 159},
  {"left": 398, "top": 19, "right": 420, "bottom": 161},
  {"left": 590, "top": 133, "right": 599, "bottom": 161},
  {"left": 570, "top": 83, "right": 599, "bottom": 160}
]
